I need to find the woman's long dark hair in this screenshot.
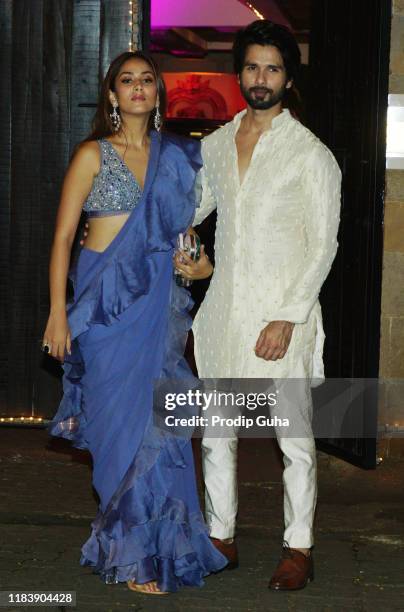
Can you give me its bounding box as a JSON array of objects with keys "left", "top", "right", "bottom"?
[{"left": 84, "top": 51, "right": 167, "bottom": 142}]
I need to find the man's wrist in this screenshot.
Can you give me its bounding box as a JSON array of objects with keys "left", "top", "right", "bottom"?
[{"left": 269, "top": 320, "right": 295, "bottom": 326}]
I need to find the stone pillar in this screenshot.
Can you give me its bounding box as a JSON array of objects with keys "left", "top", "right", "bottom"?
[{"left": 379, "top": 0, "right": 404, "bottom": 451}]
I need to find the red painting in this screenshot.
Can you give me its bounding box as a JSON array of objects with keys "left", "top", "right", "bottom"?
[{"left": 163, "top": 72, "right": 246, "bottom": 121}]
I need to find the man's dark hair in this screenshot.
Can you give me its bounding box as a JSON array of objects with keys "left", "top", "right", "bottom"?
[{"left": 233, "top": 20, "right": 301, "bottom": 81}]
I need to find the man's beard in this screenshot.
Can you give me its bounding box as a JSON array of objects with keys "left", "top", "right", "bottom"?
[{"left": 240, "top": 82, "right": 287, "bottom": 110}]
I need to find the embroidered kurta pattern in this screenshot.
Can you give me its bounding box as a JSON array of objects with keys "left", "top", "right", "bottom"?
[{"left": 193, "top": 109, "right": 342, "bottom": 380}]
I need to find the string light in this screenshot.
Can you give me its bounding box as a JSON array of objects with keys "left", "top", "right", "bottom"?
[
  {"left": 128, "top": 0, "right": 134, "bottom": 50},
  {"left": 245, "top": 2, "right": 264, "bottom": 20},
  {"left": 0, "top": 415, "right": 47, "bottom": 425}
]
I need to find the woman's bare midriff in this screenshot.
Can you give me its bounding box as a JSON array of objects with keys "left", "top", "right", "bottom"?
[{"left": 85, "top": 214, "right": 131, "bottom": 252}]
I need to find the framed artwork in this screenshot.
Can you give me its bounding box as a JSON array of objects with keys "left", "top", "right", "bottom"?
[{"left": 163, "top": 72, "right": 246, "bottom": 121}]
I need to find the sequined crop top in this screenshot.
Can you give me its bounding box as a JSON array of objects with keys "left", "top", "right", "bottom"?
[{"left": 82, "top": 139, "right": 143, "bottom": 217}]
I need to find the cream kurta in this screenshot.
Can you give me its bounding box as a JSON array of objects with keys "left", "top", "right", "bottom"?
[{"left": 193, "top": 108, "right": 341, "bottom": 380}]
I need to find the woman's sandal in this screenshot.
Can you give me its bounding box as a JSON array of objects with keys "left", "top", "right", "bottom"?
[{"left": 127, "top": 580, "right": 169, "bottom": 595}]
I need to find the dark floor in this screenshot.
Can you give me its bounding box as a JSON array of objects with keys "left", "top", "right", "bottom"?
[{"left": 0, "top": 429, "right": 404, "bottom": 611}]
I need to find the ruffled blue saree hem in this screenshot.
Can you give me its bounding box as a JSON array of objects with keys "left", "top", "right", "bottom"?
[
  {"left": 80, "top": 436, "right": 227, "bottom": 591},
  {"left": 81, "top": 512, "right": 225, "bottom": 592}
]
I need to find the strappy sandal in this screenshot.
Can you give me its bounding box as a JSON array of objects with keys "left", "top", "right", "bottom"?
[{"left": 127, "top": 580, "right": 169, "bottom": 595}]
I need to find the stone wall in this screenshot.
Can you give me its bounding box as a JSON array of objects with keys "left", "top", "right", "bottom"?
[{"left": 379, "top": 0, "right": 404, "bottom": 443}]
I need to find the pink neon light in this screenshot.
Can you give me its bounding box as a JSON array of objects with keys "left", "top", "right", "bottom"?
[{"left": 152, "top": 0, "right": 261, "bottom": 28}]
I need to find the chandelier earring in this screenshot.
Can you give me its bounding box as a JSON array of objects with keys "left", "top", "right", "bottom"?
[
  {"left": 154, "top": 105, "right": 162, "bottom": 132},
  {"left": 110, "top": 102, "right": 121, "bottom": 132}
]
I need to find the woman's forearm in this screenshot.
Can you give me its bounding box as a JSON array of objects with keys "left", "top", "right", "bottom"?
[{"left": 49, "top": 235, "right": 73, "bottom": 313}]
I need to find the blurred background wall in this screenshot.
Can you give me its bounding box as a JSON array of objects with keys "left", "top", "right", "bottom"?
[{"left": 0, "top": 0, "right": 144, "bottom": 418}]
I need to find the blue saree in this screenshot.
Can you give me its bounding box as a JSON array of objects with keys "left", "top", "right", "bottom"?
[{"left": 48, "top": 130, "right": 227, "bottom": 591}]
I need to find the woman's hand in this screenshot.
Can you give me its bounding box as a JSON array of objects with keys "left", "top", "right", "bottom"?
[
  {"left": 42, "top": 309, "right": 71, "bottom": 362},
  {"left": 173, "top": 244, "right": 213, "bottom": 280}
]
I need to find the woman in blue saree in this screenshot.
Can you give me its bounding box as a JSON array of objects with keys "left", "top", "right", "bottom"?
[{"left": 42, "top": 51, "right": 226, "bottom": 594}]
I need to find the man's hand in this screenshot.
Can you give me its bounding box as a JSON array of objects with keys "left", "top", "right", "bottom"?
[
  {"left": 79, "top": 222, "right": 89, "bottom": 246},
  {"left": 255, "top": 321, "right": 295, "bottom": 361},
  {"left": 174, "top": 244, "right": 213, "bottom": 280}
]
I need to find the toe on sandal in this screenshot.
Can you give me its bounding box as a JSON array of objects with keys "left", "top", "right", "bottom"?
[{"left": 127, "top": 580, "right": 169, "bottom": 595}]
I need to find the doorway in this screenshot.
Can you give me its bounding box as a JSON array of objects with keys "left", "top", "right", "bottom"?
[{"left": 144, "top": 0, "right": 392, "bottom": 468}]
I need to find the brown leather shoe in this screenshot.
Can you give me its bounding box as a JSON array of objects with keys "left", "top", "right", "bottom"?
[
  {"left": 268, "top": 544, "right": 313, "bottom": 590},
  {"left": 210, "top": 537, "right": 239, "bottom": 570}
]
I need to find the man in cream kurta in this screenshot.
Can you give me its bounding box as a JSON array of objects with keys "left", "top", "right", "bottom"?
[
  {"left": 193, "top": 102, "right": 341, "bottom": 539},
  {"left": 193, "top": 107, "right": 340, "bottom": 381},
  {"left": 185, "top": 20, "right": 341, "bottom": 590}
]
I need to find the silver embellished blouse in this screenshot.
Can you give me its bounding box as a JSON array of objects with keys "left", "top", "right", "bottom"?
[{"left": 82, "top": 139, "right": 142, "bottom": 217}]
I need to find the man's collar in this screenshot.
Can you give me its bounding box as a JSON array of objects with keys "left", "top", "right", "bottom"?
[{"left": 232, "top": 107, "right": 291, "bottom": 133}]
